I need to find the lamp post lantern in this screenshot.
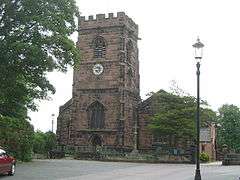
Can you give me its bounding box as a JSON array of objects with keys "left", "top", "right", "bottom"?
[{"left": 192, "top": 37, "right": 204, "bottom": 180}]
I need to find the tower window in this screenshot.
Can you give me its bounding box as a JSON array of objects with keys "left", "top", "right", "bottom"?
[
  {"left": 87, "top": 101, "right": 105, "bottom": 129},
  {"left": 93, "top": 36, "right": 106, "bottom": 58}
]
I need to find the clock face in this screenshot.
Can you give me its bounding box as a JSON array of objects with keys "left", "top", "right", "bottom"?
[{"left": 93, "top": 64, "right": 104, "bottom": 75}]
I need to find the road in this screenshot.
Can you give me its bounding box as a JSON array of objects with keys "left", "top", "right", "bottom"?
[{"left": 0, "top": 159, "right": 239, "bottom": 180}]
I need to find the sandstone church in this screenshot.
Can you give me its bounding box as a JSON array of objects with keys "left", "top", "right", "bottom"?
[
  {"left": 56, "top": 12, "right": 216, "bottom": 160},
  {"left": 56, "top": 12, "right": 155, "bottom": 152}
]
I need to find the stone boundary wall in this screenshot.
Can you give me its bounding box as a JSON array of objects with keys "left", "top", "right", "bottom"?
[{"left": 222, "top": 153, "right": 240, "bottom": 165}]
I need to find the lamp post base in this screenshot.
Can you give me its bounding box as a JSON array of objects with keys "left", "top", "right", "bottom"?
[{"left": 194, "top": 169, "right": 201, "bottom": 180}]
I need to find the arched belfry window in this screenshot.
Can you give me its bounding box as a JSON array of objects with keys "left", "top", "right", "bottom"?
[
  {"left": 87, "top": 101, "right": 105, "bottom": 129},
  {"left": 126, "top": 40, "right": 133, "bottom": 63},
  {"left": 93, "top": 36, "right": 106, "bottom": 58}
]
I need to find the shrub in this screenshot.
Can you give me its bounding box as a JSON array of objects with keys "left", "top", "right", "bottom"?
[{"left": 200, "top": 152, "right": 210, "bottom": 162}]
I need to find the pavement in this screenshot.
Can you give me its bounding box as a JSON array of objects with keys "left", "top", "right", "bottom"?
[{"left": 0, "top": 159, "right": 239, "bottom": 180}]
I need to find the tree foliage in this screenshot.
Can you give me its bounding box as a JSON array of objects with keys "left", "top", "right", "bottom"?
[
  {"left": 0, "top": 116, "right": 34, "bottom": 161},
  {"left": 32, "top": 131, "right": 46, "bottom": 154},
  {"left": 217, "top": 104, "right": 240, "bottom": 153},
  {"left": 148, "top": 90, "right": 195, "bottom": 138},
  {"left": 148, "top": 89, "right": 216, "bottom": 146},
  {"left": 33, "top": 130, "right": 57, "bottom": 154},
  {"left": 0, "top": 0, "right": 79, "bottom": 161},
  {"left": 0, "top": 0, "right": 80, "bottom": 116}
]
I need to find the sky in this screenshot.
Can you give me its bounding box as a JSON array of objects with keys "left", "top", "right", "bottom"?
[{"left": 29, "top": 0, "right": 240, "bottom": 132}]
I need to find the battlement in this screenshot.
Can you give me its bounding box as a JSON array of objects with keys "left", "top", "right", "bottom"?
[
  {"left": 79, "top": 12, "right": 127, "bottom": 21},
  {"left": 79, "top": 12, "right": 138, "bottom": 34}
]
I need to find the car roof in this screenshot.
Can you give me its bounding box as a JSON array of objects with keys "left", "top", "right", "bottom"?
[{"left": 0, "top": 149, "right": 6, "bottom": 154}]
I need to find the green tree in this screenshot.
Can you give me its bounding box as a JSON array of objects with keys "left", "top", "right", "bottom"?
[
  {"left": 217, "top": 104, "right": 240, "bottom": 153},
  {"left": 148, "top": 90, "right": 216, "bottom": 146},
  {"left": 33, "top": 131, "right": 57, "bottom": 154},
  {"left": 0, "top": 0, "right": 80, "bottom": 161},
  {"left": 44, "top": 131, "right": 57, "bottom": 153},
  {"left": 0, "top": 0, "right": 80, "bottom": 117},
  {"left": 33, "top": 130, "right": 46, "bottom": 154},
  {"left": 148, "top": 90, "right": 195, "bottom": 146},
  {"left": 0, "top": 116, "right": 34, "bottom": 161}
]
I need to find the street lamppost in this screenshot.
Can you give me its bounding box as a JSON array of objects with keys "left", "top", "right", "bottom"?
[
  {"left": 192, "top": 37, "right": 204, "bottom": 180},
  {"left": 51, "top": 113, "right": 55, "bottom": 133}
]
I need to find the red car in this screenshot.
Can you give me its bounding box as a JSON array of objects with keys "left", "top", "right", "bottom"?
[{"left": 0, "top": 149, "right": 16, "bottom": 176}]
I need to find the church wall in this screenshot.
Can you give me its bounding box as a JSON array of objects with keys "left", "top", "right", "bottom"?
[
  {"left": 56, "top": 100, "right": 72, "bottom": 146},
  {"left": 138, "top": 111, "right": 153, "bottom": 149}
]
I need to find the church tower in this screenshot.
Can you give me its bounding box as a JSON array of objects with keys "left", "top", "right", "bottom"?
[{"left": 57, "top": 12, "right": 140, "bottom": 151}]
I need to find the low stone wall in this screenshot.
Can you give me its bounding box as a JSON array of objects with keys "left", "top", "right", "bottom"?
[
  {"left": 222, "top": 153, "right": 240, "bottom": 165},
  {"left": 87, "top": 157, "right": 191, "bottom": 164},
  {"left": 60, "top": 145, "right": 193, "bottom": 163},
  {"left": 33, "top": 153, "right": 47, "bottom": 159},
  {"left": 74, "top": 150, "right": 191, "bottom": 164}
]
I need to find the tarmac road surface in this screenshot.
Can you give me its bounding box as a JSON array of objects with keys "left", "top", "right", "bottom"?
[{"left": 0, "top": 159, "right": 239, "bottom": 180}]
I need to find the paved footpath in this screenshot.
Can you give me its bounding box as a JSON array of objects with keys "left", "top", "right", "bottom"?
[{"left": 0, "top": 159, "right": 239, "bottom": 180}]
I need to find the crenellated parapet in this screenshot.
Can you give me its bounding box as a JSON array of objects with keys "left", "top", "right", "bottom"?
[{"left": 79, "top": 12, "right": 138, "bottom": 35}]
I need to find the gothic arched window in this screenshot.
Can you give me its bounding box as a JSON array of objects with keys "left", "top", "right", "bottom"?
[
  {"left": 87, "top": 101, "right": 105, "bottom": 129},
  {"left": 93, "top": 36, "right": 106, "bottom": 58},
  {"left": 126, "top": 40, "right": 133, "bottom": 63}
]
